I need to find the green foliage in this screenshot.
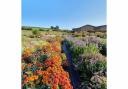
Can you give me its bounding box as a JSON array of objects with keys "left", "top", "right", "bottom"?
[
  {"left": 36, "top": 84, "right": 51, "bottom": 89},
  {"left": 99, "top": 43, "right": 107, "bottom": 56},
  {"left": 32, "top": 28, "right": 39, "bottom": 35},
  {"left": 22, "top": 84, "right": 51, "bottom": 89},
  {"left": 39, "top": 28, "right": 45, "bottom": 31},
  {"left": 72, "top": 46, "right": 84, "bottom": 56},
  {"left": 84, "top": 44, "right": 99, "bottom": 56},
  {"left": 83, "top": 59, "right": 106, "bottom": 74},
  {"left": 32, "top": 28, "right": 41, "bottom": 38},
  {"left": 22, "top": 26, "right": 32, "bottom": 30},
  {"left": 64, "top": 38, "right": 107, "bottom": 89},
  {"left": 55, "top": 25, "right": 59, "bottom": 29},
  {"left": 50, "top": 25, "right": 60, "bottom": 31},
  {"left": 78, "top": 53, "right": 106, "bottom": 89},
  {"left": 78, "top": 53, "right": 106, "bottom": 72},
  {"left": 70, "top": 46, "right": 84, "bottom": 64},
  {"left": 64, "top": 40, "right": 73, "bottom": 48},
  {"left": 90, "top": 75, "right": 107, "bottom": 89},
  {"left": 50, "top": 26, "right": 54, "bottom": 29},
  {"left": 61, "top": 53, "right": 67, "bottom": 61},
  {"left": 39, "top": 54, "right": 48, "bottom": 62}
]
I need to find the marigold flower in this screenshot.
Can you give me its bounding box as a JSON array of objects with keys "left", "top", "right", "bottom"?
[{"left": 22, "top": 40, "right": 73, "bottom": 89}]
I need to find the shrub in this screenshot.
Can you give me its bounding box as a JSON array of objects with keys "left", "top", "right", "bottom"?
[
  {"left": 83, "top": 44, "right": 99, "bottom": 57},
  {"left": 90, "top": 75, "right": 107, "bottom": 89},
  {"left": 78, "top": 53, "right": 106, "bottom": 89},
  {"left": 79, "top": 53, "right": 106, "bottom": 73},
  {"left": 63, "top": 35, "right": 107, "bottom": 89},
  {"left": 64, "top": 40, "right": 73, "bottom": 48},
  {"left": 95, "top": 32, "right": 106, "bottom": 38},
  {"left": 70, "top": 46, "right": 84, "bottom": 64},
  {"left": 32, "top": 28, "right": 40, "bottom": 37},
  {"left": 99, "top": 43, "right": 107, "bottom": 56},
  {"left": 50, "top": 26, "right": 60, "bottom": 31},
  {"left": 39, "top": 28, "right": 45, "bottom": 31},
  {"left": 78, "top": 75, "right": 107, "bottom": 89},
  {"left": 82, "top": 36, "right": 101, "bottom": 45}
]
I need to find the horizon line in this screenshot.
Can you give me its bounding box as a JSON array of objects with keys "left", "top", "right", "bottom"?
[{"left": 22, "top": 24, "right": 107, "bottom": 30}]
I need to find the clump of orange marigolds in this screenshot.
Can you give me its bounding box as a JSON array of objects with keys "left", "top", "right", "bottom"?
[
  {"left": 44, "top": 54, "right": 62, "bottom": 67},
  {"left": 22, "top": 38, "right": 73, "bottom": 89},
  {"left": 41, "top": 65, "right": 73, "bottom": 89}
]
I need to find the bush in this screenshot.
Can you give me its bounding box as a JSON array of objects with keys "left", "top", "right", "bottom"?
[
  {"left": 32, "top": 28, "right": 40, "bottom": 37},
  {"left": 39, "top": 28, "right": 45, "bottom": 31},
  {"left": 95, "top": 32, "right": 106, "bottom": 38},
  {"left": 83, "top": 44, "right": 99, "bottom": 57},
  {"left": 78, "top": 53, "right": 106, "bottom": 76},
  {"left": 90, "top": 75, "right": 107, "bottom": 89},
  {"left": 71, "top": 46, "right": 84, "bottom": 57},
  {"left": 63, "top": 36, "right": 107, "bottom": 89},
  {"left": 64, "top": 40, "right": 73, "bottom": 48},
  {"left": 50, "top": 26, "right": 60, "bottom": 31},
  {"left": 78, "top": 53, "right": 106, "bottom": 89},
  {"left": 82, "top": 36, "right": 101, "bottom": 45},
  {"left": 99, "top": 43, "right": 107, "bottom": 56}
]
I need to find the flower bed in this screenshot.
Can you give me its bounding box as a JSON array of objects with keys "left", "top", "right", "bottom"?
[
  {"left": 22, "top": 37, "right": 73, "bottom": 89},
  {"left": 63, "top": 36, "right": 107, "bottom": 89}
]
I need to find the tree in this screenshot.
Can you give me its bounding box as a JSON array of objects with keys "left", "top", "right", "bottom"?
[
  {"left": 50, "top": 25, "right": 60, "bottom": 31},
  {"left": 55, "top": 26, "right": 59, "bottom": 30},
  {"left": 50, "top": 26, "right": 54, "bottom": 29},
  {"left": 22, "top": 26, "right": 32, "bottom": 30}
]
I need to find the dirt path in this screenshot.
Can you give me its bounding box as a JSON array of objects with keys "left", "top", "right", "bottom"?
[{"left": 62, "top": 43, "right": 80, "bottom": 89}]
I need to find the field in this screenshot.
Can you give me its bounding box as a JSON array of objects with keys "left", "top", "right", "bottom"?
[{"left": 22, "top": 28, "right": 107, "bottom": 89}]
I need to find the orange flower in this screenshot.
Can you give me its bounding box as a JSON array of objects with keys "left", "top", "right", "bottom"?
[
  {"left": 22, "top": 48, "right": 32, "bottom": 58},
  {"left": 28, "top": 76, "right": 35, "bottom": 81},
  {"left": 36, "top": 62, "right": 42, "bottom": 67},
  {"left": 33, "top": 75, "right": 38, "bottom": 80},
  {"left": 22, "top": 40, "right": 73, "bottom": 89},
  {"left": 27, "top": 63, "right": 32, "bottom": 67},
  {"left": 36, "top": 70, "right": 43, "bottom": 75},
  {"left": 51, "top": 42, "right": 61, "bottom": 52},
  {"left": 22, "top": 65, "right": 25, "bottom": 70},
  {"left": 27, "top": 75, "right": 38, "bottom": 81}
]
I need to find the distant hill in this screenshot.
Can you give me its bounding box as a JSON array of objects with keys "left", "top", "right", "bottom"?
[{"left": 72, "top": 25, "right": 107, "bottom": 32}]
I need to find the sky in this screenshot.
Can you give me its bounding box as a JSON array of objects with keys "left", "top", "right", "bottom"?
[{"left": 22, "top": 0, "right": 106, "bottom": 30}]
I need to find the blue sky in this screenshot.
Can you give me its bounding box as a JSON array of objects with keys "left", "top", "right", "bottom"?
[{"left": 22, "top": 0, "right": 106, "bottom": 29}]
